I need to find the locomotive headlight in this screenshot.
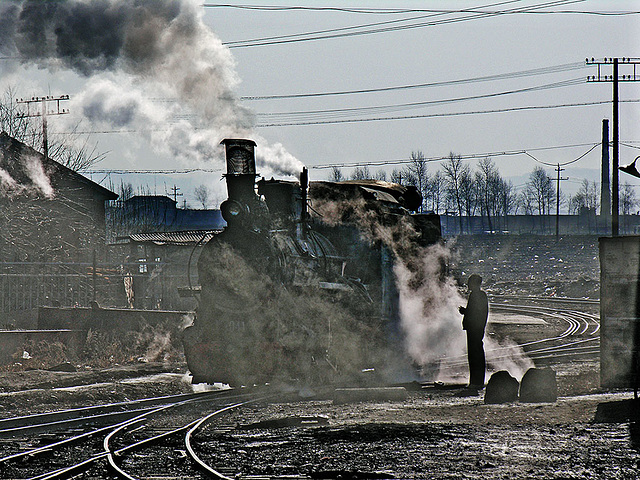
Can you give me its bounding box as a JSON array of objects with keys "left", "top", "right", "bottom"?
[{"left": 221, "top": 199, "right": 247, "bottom": 223}]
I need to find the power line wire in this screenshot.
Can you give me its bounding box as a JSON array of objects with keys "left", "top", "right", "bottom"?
[
  {"left": 53, "top": 99, "right": 638, "bottom": 134},
  {"left": 524, "top": 142, "right": 600, "bottom": 167},
  {"left": 255, "top": 78, "right": 585, "bottom": 121},
  {"left": 203, "top": 4, "right": 639, "bottom": 16},
  {"left": 222, "top": 0, "right": 521, "bottom": 47},
  {"left": 223, "top": 0, "right": 584, "bottom": 48},
  {"left": 84, "top": 168, "right": 222, "bottom": 174},
  {"left": 256, "top": 99, "right": 640, "bottom": 127},
  {"left": 311, "top": 142, "right": 601, "bottom": 169},
  {"left": 242, "top": 62, "right": 587, "bottom": 100}
]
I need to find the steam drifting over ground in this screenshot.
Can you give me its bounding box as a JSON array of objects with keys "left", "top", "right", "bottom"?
[
  {"left": 0, "top": 0, "right": 302, "bottom": 178},
  {"left": 313, "top": 194, "right": 534, "bottom": 384},
  {"left": 395, "top": 242, "right": 467, "bottom": 380}
]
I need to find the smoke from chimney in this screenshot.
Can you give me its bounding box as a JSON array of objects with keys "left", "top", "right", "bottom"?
[{"left": 0, "top": 0, "right": 302, "bottom": 177}]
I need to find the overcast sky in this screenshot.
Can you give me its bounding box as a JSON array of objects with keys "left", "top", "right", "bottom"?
[{"left": 1, "top": 0, "right": 639, "bottom": 207}]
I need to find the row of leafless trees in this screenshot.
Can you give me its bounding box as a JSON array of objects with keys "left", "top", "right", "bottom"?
[{"left": 330, "top": 151, "right": 638, "bottom": 230}]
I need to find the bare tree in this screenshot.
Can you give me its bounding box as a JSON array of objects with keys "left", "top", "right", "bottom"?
[
  {"left": 621, "top": 181, "right": 637, "bottom": 215},
  {"left": 569, "top": 180, "right": 599, "bottom": 214},
  {"left": 390, "top": 168, "right": 404, "bottom": 184},
  {"left": 0, "top": 86, "right": 36, "bottom": 141},
  {"left": 427, "top": 170, "right": 445, "bottom": 214},
  {"left": 374, "top": 169, "right": 387, "bottom": 181},
  {"left": 194, "top": 184, "right": 210, "bottom": 209},
  {"left": 497, "top": 178, "right": 517, "bottom": 229},
  {"left": 329, "top": 166, "right": 344, "bottom": 182},
  {"left": 475, "top": 157, "right": 502, "bottom": 232},
  {"left": 459, "top": 167, "right": 477, "bottom": 233},
  {"left": 442, "top": 153, "right": 469, "bottom": 234},
  {"left": 405, "top": 151, "right": 429, "bottom": 212},
  {"left": 351, "top": 166, "right": 372, "bottom": 180},
  {"left": 524, "top": 167, "right": 554, "bottom": 216},
  {"left": 521, "top": 167, "right": 554, "bottom": 232},
  {"left": 119, "top": 181, "right": 134, "bottom": 201},
  {"left": 518, "top": 185, "right": 535, "bottom": 215}
]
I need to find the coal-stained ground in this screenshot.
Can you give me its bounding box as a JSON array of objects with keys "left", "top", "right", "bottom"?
[
  {"left": 199, "top": 391, "right": 639, "bottom": 479},
  {"left": 1, "top": 234, "right": 638, "bottom": 478}
]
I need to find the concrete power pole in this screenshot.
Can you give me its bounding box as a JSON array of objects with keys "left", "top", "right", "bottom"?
[
  {"left": 587, "top": 57, "right": 640, "bottom": 236},
  {"left": 16, "top": 95, "right": 70, "bottom": 160},
  {"left": 600, "top": 119, "right": 611, "bottom": 233}
]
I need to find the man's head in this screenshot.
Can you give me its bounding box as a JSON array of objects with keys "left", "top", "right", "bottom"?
[{"left": 468, "top": 274, "right": 482, "bottom": 290}]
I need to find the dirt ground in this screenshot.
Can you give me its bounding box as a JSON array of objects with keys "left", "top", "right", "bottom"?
[
  {"left": 1, "top": 234, "right": 638, "bottom": 478},
  {"left": 202, "top": 388, "right": 639, "bottom": 479}
]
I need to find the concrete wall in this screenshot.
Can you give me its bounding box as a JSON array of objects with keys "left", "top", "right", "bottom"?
[
  {"left": 38, "top": 306, "right": 191, "bottom": 331},
  {"left": 440, "top": 214, "right": 640, "bottom": 236}
]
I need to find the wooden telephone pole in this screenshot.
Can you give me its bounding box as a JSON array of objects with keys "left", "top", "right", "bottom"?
[{"left": 16, "top": 95, "right": 70, "bottom": 160}]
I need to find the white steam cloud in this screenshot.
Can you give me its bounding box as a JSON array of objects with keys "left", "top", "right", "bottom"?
[
  {"left": 395, "top": 242, "right": 467, "bottom": 380},
  {"left": 0, "top": 0, "right": 303, "bottom": 177},
  {"left": 0, "top": 153, "right": 54, "bottom": 198},
  {"left": 396, "top": 240, "right": 534, "bottom": 382},
  {"left": 24, "top": 154, "right": 55, "bottom": 198}
]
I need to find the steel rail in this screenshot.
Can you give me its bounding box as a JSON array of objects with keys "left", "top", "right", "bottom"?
[
  {"left": 529, "top": 348, "right": 601, "bottom": 362},
  {"left": 25, "top": 398, "right": 200, "bottom": 480},
  {"left": 491, "top": 304, "right": 583, "bottom": 337},
  {"left": 490, "top": 294, "right": 599, "bottom": 305},
  {"left": 491, "top": 303, "right": 599, "bottom": 338},
  {"left": 0, "top": 390, "right": 228, "bottom": 431},
  {"left": 2, "top": 392, "right": 232, "bottom": 479},
  {"left": 441, "top": 338, "right": 600, "bottom": 370},
  {"left": 0, "top": 406, "right": 158, "bottom": 439},
  {"left": 185, "top": 397, "right": 273, "bottom": 480},
  {"left": 104, "top": 418, "right": 148, "bottom": 480},
  {"left": 104, "top": 391, "right": 272, "bottom": 480},
  {"left": 437, "top": 301, "right": 600, "bottom": 373},
  {"left": 106, "top": 418, "right": 201, "bottom": 479}
]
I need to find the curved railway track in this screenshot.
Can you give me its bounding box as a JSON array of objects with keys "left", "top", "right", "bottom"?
[
  {"left": 0, "top": 295, "right": 604, "bottom": 478},
  {"left": 0, "top": 388, "right": 282, "bottom": 480},
  {"left": 438, "top": 296, "right": 600, "bottom": 373}
]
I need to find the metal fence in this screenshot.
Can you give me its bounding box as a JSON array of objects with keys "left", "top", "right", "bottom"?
[{"left": 0, "top": 261, "right": 195, "bottom": 313}]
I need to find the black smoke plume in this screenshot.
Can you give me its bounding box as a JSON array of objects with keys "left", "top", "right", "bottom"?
[{"left": 0, "top": 0, "right": 301, "bottom": 175}]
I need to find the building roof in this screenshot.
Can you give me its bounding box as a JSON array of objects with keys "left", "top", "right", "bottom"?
[
  {"left": 128, "top": 230, "right": 221, "bottom": 246},
  {"left": 0, "top": 132, "right": 118, "bottom": 200}
]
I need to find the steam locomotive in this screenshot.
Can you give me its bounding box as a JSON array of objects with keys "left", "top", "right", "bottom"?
[{"left": 182, "top": 139, "right": 441, "bottom": 386}]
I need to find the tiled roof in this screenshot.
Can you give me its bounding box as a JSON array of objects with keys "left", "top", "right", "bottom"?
[{"left": 128, "top": 230, "right": 221, "bottom": 246}]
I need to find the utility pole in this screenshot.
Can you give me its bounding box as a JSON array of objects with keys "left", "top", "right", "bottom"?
[
  {"left": 16, "top": 95, "right": 70, "bottom": 160},
  {"left": 170, "top": 185, "right": 183, "bottom": 204},
  {"left": 587, "top": 57, "right": 640, "bottom": 236},
  {"left": 554, "top": 164, "right": 568, "bottom": 239}
]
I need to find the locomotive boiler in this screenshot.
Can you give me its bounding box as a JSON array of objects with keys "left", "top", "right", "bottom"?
[{"left": 182, "top": 139, "right": 441, "bottom": 386}]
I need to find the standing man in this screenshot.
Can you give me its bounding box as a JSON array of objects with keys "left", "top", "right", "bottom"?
[{"left": 459, "top": 274, "right": 489, "bottom": 389}]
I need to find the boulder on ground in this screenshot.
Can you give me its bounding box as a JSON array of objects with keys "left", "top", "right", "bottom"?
[
  {"left": 484, "top": 370, "right": 519, "bottom": 404},
  {"left": 519, "top": 367, "right": 557, "bottom": 403}
]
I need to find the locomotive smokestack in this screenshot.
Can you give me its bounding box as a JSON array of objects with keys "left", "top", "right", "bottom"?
[
  {"left": 219, "top": 138, "right": 264, "bottom": 226},
  {"left": 220, "top": 139, "right": 257, "bottom": 176},
  {"left": 220, "top": 138, "right": 258, "bottom": 204}
]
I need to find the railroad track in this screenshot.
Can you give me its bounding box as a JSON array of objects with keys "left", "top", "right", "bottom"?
[
  {"left": 439, "top": 296, "right": 601, "bottom": 373},
  {"left": 0, "top": 387, "right": 287, "bottom": 479}
]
